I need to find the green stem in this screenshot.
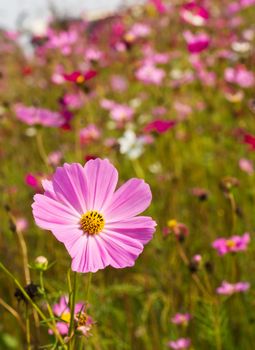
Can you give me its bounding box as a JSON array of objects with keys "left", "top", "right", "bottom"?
[
  {"left": 0, "top": 261, "right": 66, "bottom": 348},
  {"left": 36, "top": 129, "right": 50, "bottom": 171},
  {"left": 39, "top": 271, "right": 57, "bottom": 329},
  {"left": 26, "top": 304, "right": 31, "bottom": 350},
  {"left": 85, "top": 272, "right": 93, "bottom": 301},
  {"left": 68, "top": 271, "right": 78, "bottom": 338}
]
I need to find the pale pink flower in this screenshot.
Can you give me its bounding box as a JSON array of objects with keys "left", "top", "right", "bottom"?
[
  {"left": 224, "top": 66, "right": 254, "bottom": 88},
  {"left": 212, "top": 233, "right": 250, "bottom": 255},
  {"left": 136, "top": 64, "right": 165, "bottom": 85},
  {"left": 14, "top": 104, "right": 65, "bottom": 127},
  {"left": 171, "top": 313, "right": 191, "bottom": 325},
  {"left": 79, "top": 124, "right": 101, "bottom": 145},
  {"left": 32, "top": 158, "right": 156, "bottom": 273},
  {"left": 216, "top": 281, "right": 250, "bottom": 295},
  {"left": 167, "top": 338, "right": 191, "bottom": 349},
  {"left": 239, "top": 158, "right": 254, "bottom": 175}
]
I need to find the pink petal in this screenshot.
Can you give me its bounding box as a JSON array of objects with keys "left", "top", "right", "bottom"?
[
  {"left": 52, "top": 163, "right": 88, "bottom": 214},
  {"left": 32, "top": 194, "right": 81, "bottom": 242},
  {"left": 99, "top": 229, "right": 144, "bottom": 268},
  {"left": 70, "top": 235, "right": 111, "bottom": 273},
  {"left": 105, "top": 179, "right": 152, "bottom": 221},
  {"left": 84, "top": 158, "right": 118, "bottom": 211},
  {"left": 105, "top": 216, "right": 156, "bottom": 244}
]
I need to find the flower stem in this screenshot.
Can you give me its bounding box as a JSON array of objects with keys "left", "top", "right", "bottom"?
[
  {"left": 25, "top": 304, "right": 31, "bottom": 350},
  {"left": 0, "top": 261, "right": 66, "bottom": 348},
  {"left": 36, "top": 129, "right": 50, "bottom": 171},
  {"left": 68, "top": 271, "right": 78, "bottom": 339},
  {"left": 85, "top": 272, "right": 93, "bottom": 301}
]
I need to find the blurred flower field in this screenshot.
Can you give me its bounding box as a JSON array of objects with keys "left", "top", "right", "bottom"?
[{"left": 1, "top": 0, "right": 255, "bottom": 349}]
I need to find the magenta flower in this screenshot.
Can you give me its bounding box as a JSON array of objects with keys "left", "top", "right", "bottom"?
[
  {"left": 180, "top": 2, "right": 209, "bottom": 26},
  {"left": 216, "top": 281, "right": 250, "bottom": 295},
  {"left": 63, "top": 70, "right": 97, "bottom": 84},
  {"left": 144, "top": 119, "right": 176, "bottom": 134},
  {"left": 183, "top": 30, "right": 210, "bottom": 54},
  {"left": 32, "top": 158, "right": 156, "bottom": 273},
  {"left": 171, "top": 313, "right": 191, "bottom": 325},
  {"left": 212, "top": 233, "right": 250, "bottom": 255},
  {"left": 110, "top": 104, "right": 134, "bottom": 124},
  {"left": 14, "top": 104, "right": 65, "bottom": 127},
  {"left": 167, "top": 338, "right": 191, "bottom": 349}
]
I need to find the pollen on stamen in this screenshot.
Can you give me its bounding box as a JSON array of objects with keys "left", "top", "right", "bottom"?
[{"left": 80, "top": 210, "right": 105, "bottom": 235}]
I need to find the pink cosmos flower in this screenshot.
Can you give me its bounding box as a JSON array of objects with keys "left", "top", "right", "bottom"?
[
  {"left": 135, "top": 64, "right": 165, "bottom": 85},
  {"left": 110, "top": 104, "right": 134, "bottom": 124},
  {"left": 224, "top": 66, "right": 254, "bottom": 88},
  {"left": 183, "top": 31, "right": 210, "bottom": 54},
  {"left": 79, "top": 124, "right": 101, "bottom": 145},
  {"left": 144, "top": 119, "right": 176, "bottom": 134},
  {"left": 171, "top": 313, "right": 191, "bottom": 325},
  {"left": 216, "top": 281, "right": 250, "bottom": 295},
  {"left": 212, "top": 233, "right": 250, "bottom": 255},
  {"left": 62, "top": 93, "right": 84, "bottom": 109},
  {"left": 47, "top": 151, "right": 63, "bottom": 167},
  {"left": 167, "top": 338, "right": 191, "bottom": 349},
  {"left": 14, "top": 104, "right": 65, "bottom": 127},
  {"left": 32, "top": 158, "right": 156, "bottom": 273},
  {"left": 150, "top": 0, "right": 167, "bottom": 14},
  {"left": 63, "top": 70, "right": 97, "bottom": 84},
  {"left": 180, "top": 2, "right": 209, "bottom": 26},
  {"left": 51, "top": 296, "right": 92, "bottom": 336},
  {"left": 239, "top": 158, "right": 254, "bottom": 175},
  {"left": 111, "top": 75, "right": 128, "bottom": 92}
]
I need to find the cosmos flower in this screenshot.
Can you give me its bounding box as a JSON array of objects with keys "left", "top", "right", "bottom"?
[
  {"left": 244, "top": 133, "right": 255, "bottom": 150},
  {"left": 183, "top": 31, "right": 210, "bottom": 54},
  {"left": 144, "top": 119, "right": 176, "bottom": 134},
  {"left": 224, "top": 66, "right": 254, "bottom": 88},
  {"left": 63, "top": 70, "right": 97, "bottom": 84},
  {"left": 118, "top": 130, "right": 152, "bottom": 159},
  {"left": 79, "top": 124, "right": 101, "bottom": 145},
  {"left": 110, "top": 104, "right": 134, "bottom": 125},
  {"left": 171, "top": 313, "right": 191, "bottom": 326},
  {"left": 135, "top": 64, "right": 166, "bottom": 85},
  {"left": 212, "top": 233, "right": 250, "bottom": 255},
  {"left": 216, "top": 281, "right": 250, "bottom": 295},
  {"left": 180, "top": 2, "right": 209, "bottom": 26},
  {"left": 32, "top": 158, "right": 156, "bottom": 273},
  {"left": 167, "top": 338, "right": 191, "bottom": 349},
  {"left": 14, "top": 104, "right": 65, "bottom": 127},
  {"left": 51, "top": 296, "right": 93, "bottom": 336},
  {"left": 239, "top": 158, "right": 254, "bottom": 175}
]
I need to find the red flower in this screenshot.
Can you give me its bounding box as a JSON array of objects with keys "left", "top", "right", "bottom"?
[
  {"left": 63, "top": 70, "right": 97, "bottom": 84},
  {"left": 244, "top": 133, "right": 255, "bottom": 150}
]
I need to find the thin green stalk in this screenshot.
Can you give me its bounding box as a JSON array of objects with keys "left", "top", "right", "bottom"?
[
  {"left": 36, "top": 129, "right": 51, "bottom": 171},
  {"left": 85, "top": 272, "right": 93, "bottom": 301},
  {"left": 0, "top": 261, "right": 66, "bottom": 348},
  {"left": 26, "top": 304, "right": 31, "bottom": 350},
  {"left": 68, "top": 271, "right": 78, "bottom": 338},
  {"left": 39, "top": 271, "right": 57, "bottom": 329}
]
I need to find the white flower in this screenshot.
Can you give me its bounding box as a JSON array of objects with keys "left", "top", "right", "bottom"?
[{"left": 118, "top": 130, "right": 145, "bottom": 159}]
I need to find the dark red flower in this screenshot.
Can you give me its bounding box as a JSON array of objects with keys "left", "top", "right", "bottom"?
[{"left": 144, "top": 119, "right": 176, "bottom": 134}]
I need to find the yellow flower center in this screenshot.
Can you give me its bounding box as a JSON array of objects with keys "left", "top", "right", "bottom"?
[
  {"left": 61, "top": 312, "right": 71, "bottom": 323},
  {"left": 76, "top": 75, "right": 85, "bottom": 84},
  {"left": 167, "top": 219, "right": 177, "bottom": 229},
  {"left": 80, "top": 210, "right": 105, "bottom": 235},
  {"left": 226, "top": 240, "right": 236, "bottom": 248}
]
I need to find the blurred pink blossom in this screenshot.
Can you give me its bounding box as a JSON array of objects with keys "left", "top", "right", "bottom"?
[
  {"left": 183, "top": 31, "right": 210, "bottom": 53},
  {"left": 136, "top": 64, "right": 165, "bottom": 85},
  {"left": 216, "top": 281, "right": 250, "bottom": 295},
  {"left": 79, "top": 124, "right": 101, "bottom": 145},
  {"left": 239, "top": 158, "right": 254, "bottom": 175},
  {"left": 212, "top": 233, "right": 250, "bottom": 255},
  {"left": 167, "top": 338, "right": 191, "bottom": 349},
  {"left": 180, "top": 2, "right": 209, "bottom": 26},
  {"left": 171, "top": 313, "right": 191, "bottom": 325}
]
